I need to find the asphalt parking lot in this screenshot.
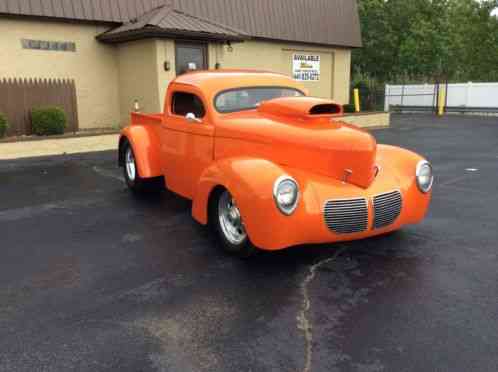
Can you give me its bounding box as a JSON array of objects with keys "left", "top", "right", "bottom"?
[{"left": 1, "top": 114, "right": 497, "bottom": 372}]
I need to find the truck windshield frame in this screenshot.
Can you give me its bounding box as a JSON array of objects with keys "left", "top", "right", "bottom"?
[{"left": 214, "top": 86, "right": 305, "bottom": 114}]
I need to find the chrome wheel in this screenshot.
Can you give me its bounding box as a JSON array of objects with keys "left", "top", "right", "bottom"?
[
  {"left": 125, "top": 146, "right": 136, "bottom": 181},
  {"left": 218, "top": 191, "right": 247, "bottom": 245}
]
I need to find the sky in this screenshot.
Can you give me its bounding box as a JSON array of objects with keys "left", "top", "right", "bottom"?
[{"left": 477, "top": 0, "right": 498, "bottom": 15}]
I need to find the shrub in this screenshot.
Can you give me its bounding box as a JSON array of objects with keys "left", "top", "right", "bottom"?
[
  {"left": 343, "top": 104, "right": 356, "bottom": 114},
  {"left": 350, "top": 73, "right": 385, "bottom": 112},
  {"left": 31, "top": 107, "right": 67, "bottom": 136},
  {"left": 0, "top": 113, "right": 8, "bottom": 138}
]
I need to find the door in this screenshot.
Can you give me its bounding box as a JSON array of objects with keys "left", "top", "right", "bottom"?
[
  {"left": 175, "top": 42, "right": 208, "bottom": 75},
  {"left": 160, "top": 89, "right": 214, "bottom": 199}
]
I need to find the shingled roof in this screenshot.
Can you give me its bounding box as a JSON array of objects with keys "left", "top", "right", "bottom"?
[
  {"left": 97, "top": 5, "right": 248, "bottom": 43},
  {"left": 0, "top": 0, "right": 362, "bottom": 48}
]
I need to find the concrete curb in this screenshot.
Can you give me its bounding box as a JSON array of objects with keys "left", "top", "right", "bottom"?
[
  {"left": 0, "top": 133, "right": 119, "bottom": 160},
  {"left": 0, "top": 129, "right": 120, "bottom": 144}
]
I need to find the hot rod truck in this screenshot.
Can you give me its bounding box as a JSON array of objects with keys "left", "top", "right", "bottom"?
[{"left": 119, "top": 70, "right": 433, "bottom": 257}]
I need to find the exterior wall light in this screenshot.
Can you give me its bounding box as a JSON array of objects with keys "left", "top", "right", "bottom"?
[{"left": 134, "top": 100, "right": 141, "bottom": 112}]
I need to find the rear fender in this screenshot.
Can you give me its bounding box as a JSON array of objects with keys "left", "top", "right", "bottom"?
[{"left": 119, "top": 126, "right": 162, "bottom": 178}]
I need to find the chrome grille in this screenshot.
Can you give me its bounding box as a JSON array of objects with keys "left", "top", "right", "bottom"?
[
  {"left": 373, "top": 191, "right": 402, "bottom": 229},
  {"left": 324, "top": 198, "right": 368, "bottom": 234}
]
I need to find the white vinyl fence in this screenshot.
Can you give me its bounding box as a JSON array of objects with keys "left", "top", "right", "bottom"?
[{"left": 385, "top": 82, "right": 498, "bottom": 112}]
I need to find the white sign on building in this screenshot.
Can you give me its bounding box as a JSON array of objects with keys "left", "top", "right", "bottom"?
[{"left": 292, "top": 54, "right": 320, "bottom": 81}]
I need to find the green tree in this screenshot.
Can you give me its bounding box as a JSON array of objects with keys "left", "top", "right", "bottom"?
[
  {"left": 353, "top": 0, "right": 498, "bottom": 83},
  {"left": 447, "top": 0, "right": 498, "bottom": 81}
]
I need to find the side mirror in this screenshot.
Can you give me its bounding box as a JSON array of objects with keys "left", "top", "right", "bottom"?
[{"left": 186, "top": 112, "right": 202, "bottom": 123}]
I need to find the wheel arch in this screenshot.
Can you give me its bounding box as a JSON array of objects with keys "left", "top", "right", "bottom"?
[
  {"left": 118, "top": 135, "right": 128, "bottom": 167},
  {"left": 207, "top": 185, "right": 227, "bottom": 220},
  {"left": 192, "top": 157, "right": 312, "bottom": 224},
  {"left": 191, "top": 157, "right": 316, "bottom": 250},
  {"left": 118, "top": 126, "right": 162, "bottom": 179}
]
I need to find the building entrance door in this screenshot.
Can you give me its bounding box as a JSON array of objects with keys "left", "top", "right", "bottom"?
[{"left": 175, "top": 42, "right": 208, "bottom": 75}]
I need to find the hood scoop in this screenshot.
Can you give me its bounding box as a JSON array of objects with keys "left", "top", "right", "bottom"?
[
  {"left": 217, "top": 97, "right": 377, "bottom": 189},
  {"left": 258, "top": 97, "right": 343, "bottom": 122}
]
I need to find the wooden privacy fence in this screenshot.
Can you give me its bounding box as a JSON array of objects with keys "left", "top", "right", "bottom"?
[{"left": 0, "top": 78, "right": 78, "bottom": 137}]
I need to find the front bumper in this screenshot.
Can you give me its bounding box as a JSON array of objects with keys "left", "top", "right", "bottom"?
[{"left": 245, "top": 167, "right": 431, "bottom": 250}]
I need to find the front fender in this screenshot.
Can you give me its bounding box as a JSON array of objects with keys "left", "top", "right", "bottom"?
[
  {"left": 192, "top": 157, "right": 321, "bottom": 250},
  {"left": 376, "top": 144, "right": 432, "bottom": 223},
  {"left": 193, "top": 150, "right": 432, "bottom": 250},
  {"left": 119, "top": 126, "right": 162, "bottom": 178},
  {"left": 376, "top": 145, "right": 425, "bottom": 187}
]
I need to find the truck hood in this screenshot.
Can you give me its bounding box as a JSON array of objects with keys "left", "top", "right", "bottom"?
[{"left": 215, "top": 97, "right": 378, "bottom": 189}]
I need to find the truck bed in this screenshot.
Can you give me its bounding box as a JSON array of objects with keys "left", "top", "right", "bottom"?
[{"left": 130, "top": 112, "right": 163, "bottom": 126}]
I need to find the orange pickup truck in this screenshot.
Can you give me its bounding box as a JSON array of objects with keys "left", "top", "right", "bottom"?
[{"left": 118, "top": 70, "right": 433, "bottom": 257}]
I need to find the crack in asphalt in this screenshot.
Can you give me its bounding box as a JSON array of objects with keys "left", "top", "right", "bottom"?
[
  {"left": 92, "top": 166, "right": 125, "bottom": 183},
  {"left": 298, "top": 247, "right": 348, "bottom": 372}
]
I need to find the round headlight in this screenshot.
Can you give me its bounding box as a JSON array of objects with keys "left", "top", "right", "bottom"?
[
  {"left": 273, "top": 176, "right": 300, "bottom": 215},
  {"left": 416, "top": 160, "right": 434, "bottom": 193}
]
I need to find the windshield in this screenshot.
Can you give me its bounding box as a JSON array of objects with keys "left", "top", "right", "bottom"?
[{"left": 214, "top": 87, "right": 305, "bottom": 113}]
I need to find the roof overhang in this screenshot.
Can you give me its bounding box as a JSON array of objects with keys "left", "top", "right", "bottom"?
[
  {"left": 97, "top": 26, "right": 248, "bottom": 44},
  {"left": 97, "top": 6, "right": 249, "bottom": 44}
]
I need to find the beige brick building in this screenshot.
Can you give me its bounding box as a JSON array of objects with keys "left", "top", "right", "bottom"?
[{"left": 0, "top": 0, "right": 362, "bottom": 133}]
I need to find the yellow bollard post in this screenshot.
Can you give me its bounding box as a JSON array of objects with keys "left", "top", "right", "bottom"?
[
  {"left": 354, "top": 88, "right": 360, "bottom": 113},
  {"left": 437, "top": 86, "right": 446, "bottom": 116}
]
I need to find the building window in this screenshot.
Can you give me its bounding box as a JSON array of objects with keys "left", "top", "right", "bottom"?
[{"left": 21, "top": 39, "right": 76, "bottom": 52}]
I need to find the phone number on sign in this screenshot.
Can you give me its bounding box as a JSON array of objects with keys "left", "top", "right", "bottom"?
[{"left": 293, "top": 71, "right": 320, "bottom": 81}]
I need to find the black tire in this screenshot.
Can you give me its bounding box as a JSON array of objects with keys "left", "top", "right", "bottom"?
[
  {"left": 122, "top": 141, "right": 162, "bottom": 193},
  {"left": 209, "top": 188, "right": 257, "bottom": 258}
]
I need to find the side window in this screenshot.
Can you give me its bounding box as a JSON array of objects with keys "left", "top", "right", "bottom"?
[{"left": 172, "top": 92, "right": 206, "bottom": 118}]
